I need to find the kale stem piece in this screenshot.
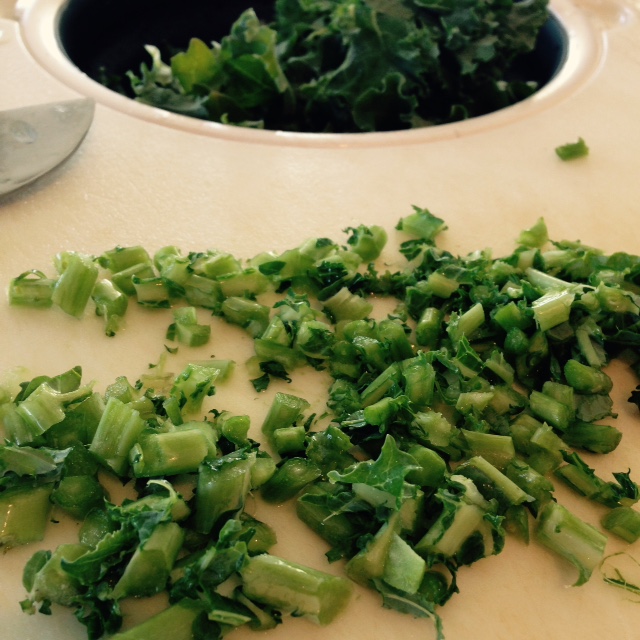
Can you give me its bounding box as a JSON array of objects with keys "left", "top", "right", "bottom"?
[
  {"left": 109, "top": 599, "right": 206, "bottom": 640},
  {"left": 536, "top": 501, "right": 607, "bottom": 586},
  {"left": 240, "top": 553, "right": 353, "bottom": 625},
  {"left": 0, "top": 484, "right": 53, "bottom": 547}
]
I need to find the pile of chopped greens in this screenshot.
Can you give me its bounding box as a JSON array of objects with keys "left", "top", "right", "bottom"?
[
  {"left": 4, "top": 209, "right": 640, "bottom": 640},
  {"left": 116, "top": 0, "right": 551, "bottom": 132}
]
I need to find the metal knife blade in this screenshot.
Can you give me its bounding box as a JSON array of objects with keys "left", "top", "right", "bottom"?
[{"left": 0, "top": 97, "right": 95, "bottom": 196}]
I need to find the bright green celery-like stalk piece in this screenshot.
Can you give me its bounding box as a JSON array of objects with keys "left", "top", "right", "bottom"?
[
  {"left": 261, "top": 315, "right": 292, "bottom": 346},
  {"left": 323, "top": 287, "right": 372, "bottom": 322},
  {"left": 0, "top": 484, "right": 53, "bottom": 546},
  {"left": 253, "top": 338, "right": 308, "bottom": 370},
  {"left": 346, "top": 513, "right": 399, "bottom": 585},
  {"left": 456, "top": 455, "right": 533, "bottom": 509},
  {"left": 415, "top": 307, "right": 443, "bottom": 348},
  {"left": 561, "top": 420, "right": 622, "bottom": 454},
  {"left": 414, "top": 475, "right": 500, "bottom": 561},
  {"left": 295, "top": 319, "right": 335, "bottom": 359},
  {"left": 455, "top": 391, "right": 494, "bottom": 415},
  {"left": 111, "top": 522, "right": 185, "bottom": 600},
  {"left": 217, "top": 411, "right": 250, "bottom": 446},
  {"left": 564, "top": 358, "right": 613, "bottom": 394},
  {"left": 601, "top": 506, "right": 640, "bottom": 543},
  {"left": 261, "top": 457, "right": 321, "bottom": 503},
  {"left": 51, "top": 475, "right": 106, "bottom": 520},
  {"left": 404, "top": 444, "right": 447, "bottom": 488},
  {"left": 410, "top": 409, "right": 459, "bottom": 455},
  {"left": 250, "top": 451, "right": 277, "bottom": 489},
  {"left": 359, "top": 362, "right": 401, "bottom": 407},
  {"left": 536, "top": 500, "right": 607, "bottom": 586},
  {"left": 105, "top": 375, "right": 143, "bottom": 404},
  {"left": 575, "top": 318, "right": 607, "bottom": 368},
  {"left": 92, "top": 278, "right": 128, "bottom": 336},
  {"left": 504, "top": 459, "right": 554, "bottom": 515},
  {"left": 221, "top": 296, "right": 270, "bottom": 337},
  {"left": 425, "top": 271, "right": 460, "bottom": 298},
  {"left": 195, "top": 449, "right": 256, "bottom": 534},
  {"left": 525, "top": 267, "right": 574, "bottom": 293},
  {"left": 555, "top": 137, "right": 589, "bottom": 161},
  {"left": 528, "top": 389, "right": 572, "bottom": 431},
  {"left": 260, "top": 392, "right": 310, "bottom": 445},
  {"left": 240, "top": 553, "right": 353, "bottom": 625},
  {"left": 188, "top": 358, "right": 235, "bottom": 382},
  {"left": 350, "top": 334, "right": 387, "bottom": 371},
  {"left": 594, "top": 281, "right": 640, "bottom": 314},
  {"left": 447, "top": 302, "right": 485, "bottom": 343},
  {"left": 517, "top": 217, "right": 549, "bottom": 248},
  {"left": 9, "top": 381, "right": 94, "bottom": 445},
  {"left": 168, "top": 306, "right": 211, "bottom": 347},
  {"left": 377, "top": 319, "right": 414, "bottom": 361},
  {"left": 44, "top": 391, "right": 104, "bottom": 448},
  {"left": 396, "top": 207, "right": 446, "bottom": 241},
  {"left": 346, "top": 224, "right": 387, "bottom": 261},
  {"left": 218, "top": 268, "right": 270, "bottom": 297},
  {"left": 99, "top": 245, "right": 152, "bottom": 273},
  {"left": 272, "top": 425, "right": 306, "bottom": 455},
  {"left": 526, "top": 422, "right": 565, "bottom": 474},
  {"left": 193, "top": 250, "right": 242, "bottom": 278},
  {"left": 460, "top": 431, "right": 516, "bottom": 470},
  {"left": 132, "top": 275, "right": 171, "bottom": 307},
  {"left": 130, "top": 427, "right": 211, "bottom": 477},
  {"left": 170, "top": 363, "right": 220, "bottom": 415},
  {"left": 382, "top": 533, "right": 426, "bottom": 594},
  {"left": 402, "top": 355, "right": 436, "bottom": 409},
  {"left": 89, "top": 396, "right": 146, "bottom": 475},
  {"left": 493, "top": 300, "right": 532, "bottom": 331},
  {"left": 541, "top": 381, "right": 575, "bottom": 419},
  {"left": 531, "top": 289, "right": 575, "bottom": 332},
  {"left": 109, "top": 599, "right": 207, "bottom": 640},
  {"left": 484, "top": 349, "right": 515, "bottom": 385},
  {"left": 553, "top": 452, "right": 628, "bottom": 508},
  {"left": 157, "top": 252, "right": 192, "bottom": 296},
  {"left": 24, "top": 543, "right": 89, "bottom": 607},
  {"left": 8, "top": 270, "right": 56, "bottom": 308},
  {"left": 183, "top": 272, "right": 223, "bottom": 310},
  {"left": 111, "top": 262, "right": 155, "bottom": 295},
  {"left": 51, "top": 251, "right": 99, "bottom": 317},
  {"left": 363, "top": 395, "right": 407, "bottom": 428}
]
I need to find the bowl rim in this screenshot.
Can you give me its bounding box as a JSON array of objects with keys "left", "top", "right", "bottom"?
[{"left": 18, "top": 0, "right": 606, "bottom": 148}]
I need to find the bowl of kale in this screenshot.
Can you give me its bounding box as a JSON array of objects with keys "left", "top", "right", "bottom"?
[{"left": 58, "top": 0, "right": 565, "bottom": 133}]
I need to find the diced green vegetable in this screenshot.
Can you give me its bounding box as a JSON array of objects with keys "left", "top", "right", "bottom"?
[
  {"left": 8, "top": 213, "right": 640, "bottom": 640},
  {"left": 240, "top": 553, "right": 353, "bottom": 625},
  {"left": 89, "top": 396, "right": 146, "bottom": 475},
  {"left": 52, "top": 252, "right": 99, "bottom": 317},
  {"left": 555, "top": 138, "right": 589, "bottom": 161},
  {"left": 0, "top": 484, "right": 53, "bottom": 546},
  {"left": 536, "top": 501, "right": 607, "bottom": 585}
]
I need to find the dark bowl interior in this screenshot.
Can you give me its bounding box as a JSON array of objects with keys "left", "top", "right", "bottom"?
[{"left": 57, "top": 0, "right": 568, "bottom": 110}]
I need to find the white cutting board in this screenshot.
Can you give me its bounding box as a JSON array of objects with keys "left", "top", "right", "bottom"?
[{"left": 2, "top": 0, "right": 640, "bottom": 638}]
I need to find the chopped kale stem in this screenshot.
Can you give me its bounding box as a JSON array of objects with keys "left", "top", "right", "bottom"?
[{"left": 4, "top": 211, "right": 640, "bottom": 640}]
